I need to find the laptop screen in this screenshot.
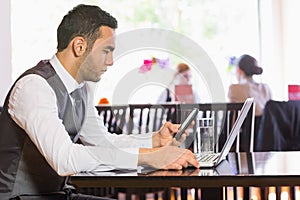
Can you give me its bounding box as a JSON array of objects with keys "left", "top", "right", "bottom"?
[{"left": 216, "top": 98, "right": 254, "bottom": 163}]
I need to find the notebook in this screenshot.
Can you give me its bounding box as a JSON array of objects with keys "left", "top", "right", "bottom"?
[{"left": 196, "top": 98, "right": 254, "bottom": 168}]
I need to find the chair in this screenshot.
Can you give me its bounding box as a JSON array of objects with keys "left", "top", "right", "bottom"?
[
  {"left": 127, "top": 104, "right": 177, "bottom": 134},
  {"left": 256, "top": 100, "right": 300, "bottom": 152},
  {"left": 95, "top": 105, "right": 128, "bottom": 134},
  {"left": 255, "top": 100, "right": 300, "bottom": 200}
]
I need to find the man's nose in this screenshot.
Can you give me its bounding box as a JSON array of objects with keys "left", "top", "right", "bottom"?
[{"left": 106, "top": 52, "right": 114, "bottom": 66}]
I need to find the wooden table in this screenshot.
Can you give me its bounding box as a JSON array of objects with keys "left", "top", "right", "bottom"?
[{"left": 71, "top": 152, "right": 300, "bottom": 199}]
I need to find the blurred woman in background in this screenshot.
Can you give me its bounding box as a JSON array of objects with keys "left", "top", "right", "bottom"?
[
  {"left": 157, "top": 63, "right": 201, "bottom": 104},
  {"left": 228, "top": 54, "right": 272, "bottom": 135}
]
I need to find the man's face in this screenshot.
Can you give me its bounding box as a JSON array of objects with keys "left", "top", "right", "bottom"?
[{"left": 78, "top": 26, "right": 115, "bottom": 82}]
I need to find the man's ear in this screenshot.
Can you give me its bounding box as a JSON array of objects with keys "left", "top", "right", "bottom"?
[{"left": 72, "top": 36, "right": 87, "bottom": 57}]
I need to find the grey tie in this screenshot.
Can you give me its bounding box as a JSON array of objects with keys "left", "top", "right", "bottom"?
[{"left": 70, "top": 86, "right": 86, "bottom": 125}]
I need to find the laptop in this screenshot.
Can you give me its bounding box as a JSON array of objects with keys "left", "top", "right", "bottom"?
[
  {"left": 196, "top": 98, "right": 254, "bottom": 168},
  {"left": 175, "top": 85, "right": 194, "bottom": 103}
]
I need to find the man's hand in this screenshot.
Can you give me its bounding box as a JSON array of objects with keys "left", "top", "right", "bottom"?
[
  {"left": 138, "top": 146, "right": 200, "bottom": 170},
  {"left": 152, "top": 122, "right": 188, "bottom": 148}
]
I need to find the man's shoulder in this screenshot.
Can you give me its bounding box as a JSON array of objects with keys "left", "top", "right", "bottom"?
[
  {"left": 24, "top": 60, "right": 55, "bottom": 79},
  {"left": 15, "top": 74, "right": 51, "bottom": 91}
]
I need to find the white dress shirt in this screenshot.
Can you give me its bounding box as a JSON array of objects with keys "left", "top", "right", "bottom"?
[{"left": 8, "top": 55, "right": 152, "bottom": 176}]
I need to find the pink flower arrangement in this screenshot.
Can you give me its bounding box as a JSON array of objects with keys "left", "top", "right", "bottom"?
[{"left": 139, "top": 57, "right": 170, "bottom": 73}]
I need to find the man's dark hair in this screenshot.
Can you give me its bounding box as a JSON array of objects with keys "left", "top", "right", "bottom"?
[{"left": 57, "top": 4, "right": 118, "bottom": 52}]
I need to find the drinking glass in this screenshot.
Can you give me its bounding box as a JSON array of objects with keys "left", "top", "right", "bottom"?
[{"left": 197, "top": 118, "right": 214, "bottom": 154}]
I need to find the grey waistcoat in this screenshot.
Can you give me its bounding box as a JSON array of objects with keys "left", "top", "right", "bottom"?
[{"left": 0, "top": 60, "right": 87, "bottom": 199}]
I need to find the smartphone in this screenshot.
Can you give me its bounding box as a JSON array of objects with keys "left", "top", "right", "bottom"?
[{"left": 174, "top": 108, "right": 199, "bottom": 141}]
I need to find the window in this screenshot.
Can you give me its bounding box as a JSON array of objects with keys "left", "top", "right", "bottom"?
[{"left": 11, "top": 0, "right": 266, "bottom": 104}]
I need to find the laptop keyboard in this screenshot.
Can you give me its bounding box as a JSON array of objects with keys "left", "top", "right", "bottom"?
[{"left": 196, "top": 153, "right": 219, "bottom": 162}]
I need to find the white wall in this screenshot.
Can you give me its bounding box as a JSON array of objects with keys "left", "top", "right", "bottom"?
[
  {"left": 282, "top": 0, "right": 300, "bottom": 93},
  {"left": 0, "top": 0, "right": 12, "bottom": 106},
  {"left": 261, "top": 0, "right": 300, "bottom": 101}
]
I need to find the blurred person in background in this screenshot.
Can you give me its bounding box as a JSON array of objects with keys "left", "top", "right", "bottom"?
[
  {"left": 228, "top": 54, "right": 272, "bottom": 135},
  {"left": 157, "top": 63, "right": 201, "bottom": 104}
]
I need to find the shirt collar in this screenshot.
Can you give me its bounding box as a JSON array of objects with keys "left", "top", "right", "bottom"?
[{"left": 49, "top": 55, "right": 84, "bottom": 94}]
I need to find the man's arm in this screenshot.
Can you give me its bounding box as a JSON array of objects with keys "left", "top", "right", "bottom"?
[
  {"left": 9, "top": 75, "right": 139, "bottom": 175},
  {"left": 138, "top": 146, "right": 200, "bottom": 169}
]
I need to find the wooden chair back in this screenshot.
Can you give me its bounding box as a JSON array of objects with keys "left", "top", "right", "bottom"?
[
  {"left": 95, "top": 105, "right": 128, "bottom": 134},
  {"left": 96, "top": 102, "right": 255, "bottom": 152},
  {"left": 127, "top": 104, "right": 177, "bottom": 134}
]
